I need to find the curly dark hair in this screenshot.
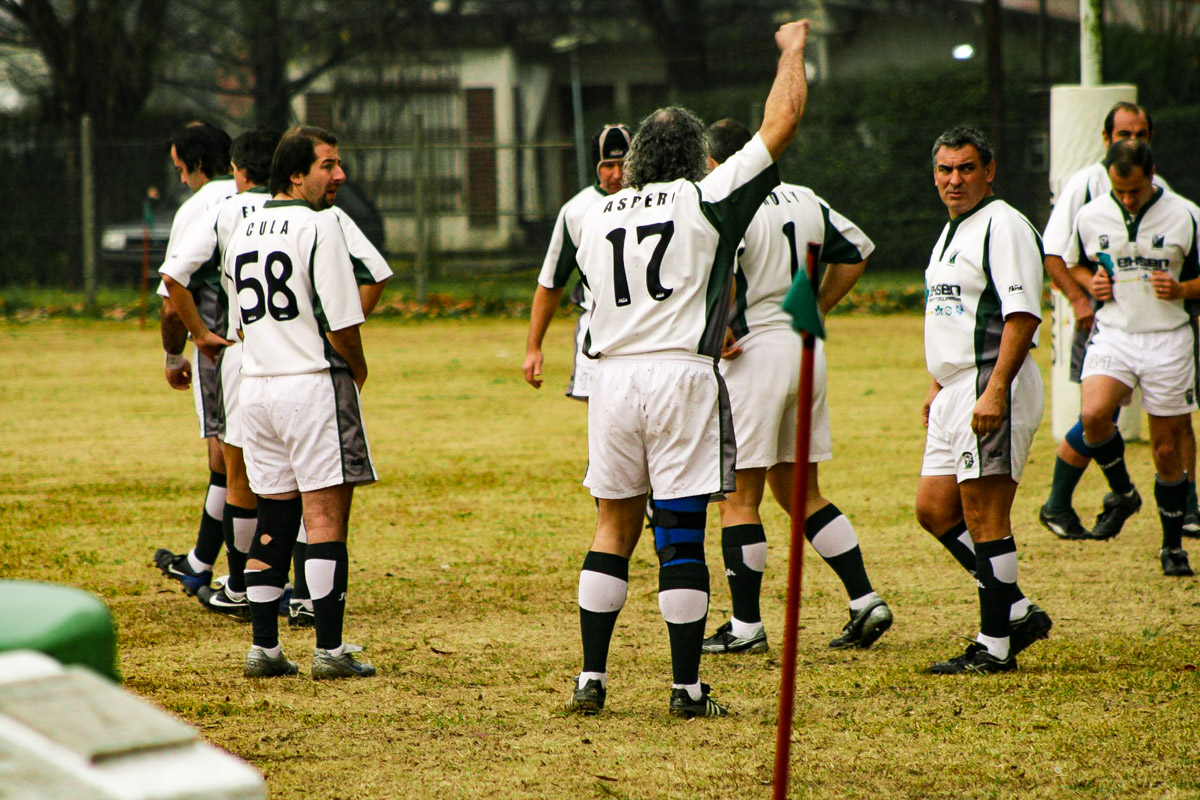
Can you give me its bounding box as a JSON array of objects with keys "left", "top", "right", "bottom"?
[
  {"left": 930, "top": 125, "right": 993, "bottom": 168},
  {"left": 623, "top": 107, "right": 709, "bottom": 190}
]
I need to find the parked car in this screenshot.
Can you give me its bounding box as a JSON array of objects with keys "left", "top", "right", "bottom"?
[{"left": 101, "top": 181, "right": 387, "bottom": 284}]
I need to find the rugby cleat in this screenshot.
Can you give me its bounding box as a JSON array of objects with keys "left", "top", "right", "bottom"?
[
  {"left": 829, "top": 598, "right": 893, "bottom": 649},
  {"left": 1182, "top": 510, "right": 1200, "bottom": 538},
  {"left": 927, "top": 642, "right": 1016, "bottom": 675},
  {"left": 288, "top": 600, "right": 316, "bottom": 628},
  {"left": 669, "top": 683, "right": 728, "bottom": 718},
  {"left": 1091, "top": 489, "right": 1142, "bottom": 541},
  {"left": 1008, "top": 604, "right": 1052, "bottom": 656},
  {"left": 196, "top": 585, "right": 250, "bottom": 621},
  {"left": 565, "top": 677, "right": 606, "bottom": 715},
  {"left": 153, "top": 548, "right": 212, "bottom": 596},
  {"left": 1038, "top": 504, "right": 1092, "bottom": 540},
  {"left": 701, "top": 621, "right": 768, "bottom": 654},
  {"left": 278, "top": 584, "right": 293, "bottom": 617},
  {"left": 312, "top": 644, "right": 376, "bottom": 679},
  {"left": 244, "top": 647, "right": 298, "bottom": 678},
  {"left": 1160, "top": 547, "right": 1194, "bottom": 577}
]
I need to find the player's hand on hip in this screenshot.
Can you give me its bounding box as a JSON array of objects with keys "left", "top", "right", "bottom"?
[
  {"left": 165, "top": 360, "right": 192, "bottom": 391},
  {"left": 196, "top": 331, "right": 235, "bottom": 363},
  {"left": 775, "top": 19, "right": 810, "bottom": 53},
  {"left": 522, "top": 349, "right": 545, "bottom": 389},
  {"left": 721, "top": 329, "right": 743, "bottom": 360},
  {"left": 1070, "top": 295, "right": 1095, "bottom": 331},
  {"left": 971, "top": 389, "right": 1007, "bottom": 435},
  {"left": 1091, "top": 270, "right": 1113, "bottom": 301}
]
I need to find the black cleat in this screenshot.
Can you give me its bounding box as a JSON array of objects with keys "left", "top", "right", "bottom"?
[
  {"left": 1038, "top": 504, "right": 1092, "bottom": 540},
  {"left": 288, "top": 600, "right": 316, "bottom": 628},
  {"left": 701, "top": 621, "right": 768, "bottom": 654},
  {"left": 928, "top": 643, "right": 1016, "bottom": 675},
  {"left": 1009, "top": 604, "right": 1052, "bottom": 656},
  {"left": 153, "top": 548, "right": 212, "bottom": 596},
  {"left": 565, "top": 677, "right": 606, "bottom": 715},
  {"left": 829, "top": 598, "right": 893, "bottom": 649},
  {"left": 1182, "top": 510, "right": 1200, "bottom": 538},
  {"left": 668, "top": 683, "right": 728, "bottom": 719},
  {"left": 1091, "top": 489, "right": 1141, "bottom": 541},
  {"left": 196, "top": 585, "right": 250, "bottom": 621},
  {"left": 1161, "top": 547, "right": 1194, "bottom": 577}
]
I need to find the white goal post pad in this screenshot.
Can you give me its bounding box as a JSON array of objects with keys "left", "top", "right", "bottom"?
[{"left": 1048, "top": 84, "right": 1143, "bottom": 442}]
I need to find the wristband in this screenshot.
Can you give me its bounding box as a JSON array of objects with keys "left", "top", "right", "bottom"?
[{"left": 165, "top": 352, "right": 187, "bottom": 370}]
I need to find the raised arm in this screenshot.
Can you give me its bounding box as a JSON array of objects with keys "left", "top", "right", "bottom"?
[{"left": 758, "top": 20, "right": 811, "bottom": 161}]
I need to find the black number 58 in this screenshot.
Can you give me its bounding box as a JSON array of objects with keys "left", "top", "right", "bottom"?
[{"left": 235, "top": 250, "right": 300, "bottom": 324}]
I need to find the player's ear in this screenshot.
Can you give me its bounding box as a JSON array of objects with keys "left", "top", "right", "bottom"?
[{"left": 984, "top": 160, "right": 996, "bottom": 184}]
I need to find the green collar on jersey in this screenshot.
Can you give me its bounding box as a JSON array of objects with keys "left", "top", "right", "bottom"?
[
  {"left": 940, "top": 195, "right": 998, "bottom": 260},
  {"left": 1112, "top": 186, "right": 1163, "bottom": 241},
  {"left": 209, "top": 173, "right": 234, "bottom": 182},
  {"left": 263, "top": 198, "right": 310, "bottom": 209},
  {"left": 244, "top": 185, "right": 269, "bottom": 194}
]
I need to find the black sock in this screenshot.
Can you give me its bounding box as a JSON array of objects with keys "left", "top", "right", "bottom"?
[
  {"left": 659, "top": 561, "right": 709, "bottom": 686},
  {"left": 974, "top": 538, "right": 1018, "bottom": 644},
  {"left": 578, "top": 551, "right": 629, "bottom": 674},
  {"left": 306, "top": 541, "right": 349, "bottom": 651},
  {"left": 1045, "top": 457, "right": 1087, "bottom": 515},
  {"left": 1156, "top": 476, "right": 1188, "bottom": 551},
  {"left": 194, "top": 471, "right": 227, "bottom": 566},
  {"left": 245, "top": 567, "right": 286, "bottom": 649},
  {"left": 805, "top": 504, "right": 873, "bottom": 601},
  {"left": 1088, "top": 431, "right": 1134, "bottom": 495},
  {"left": 936, "top": 521, "right": 977, "bottom": 575},
  {"left": 245, "top": 497, "right": 303, "bottom": 649},
  {"left": 291, "top": 541, "right": 309, "bottom": 604},
  {"left": 721, "top": 524, "right": 766, "bottom": 624},
  {"left": 222, "top": 503, "right": 255, "bottom": 595}
]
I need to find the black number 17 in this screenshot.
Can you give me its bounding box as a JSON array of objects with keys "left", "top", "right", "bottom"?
[{"left": 604, "top": 221, "right": 676, "bottom": 306}]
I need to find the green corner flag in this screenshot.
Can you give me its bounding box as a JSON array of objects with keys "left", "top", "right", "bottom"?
[{"left": 783, "top": 271, "right": 825, "bottom": 339}]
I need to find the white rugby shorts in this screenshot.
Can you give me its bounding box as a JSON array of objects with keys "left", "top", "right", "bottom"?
[
  {"left": 1080, "top": 324, "right": 1199, "bottom": 417},
  {"left": 584, "top": 353, "right": 736, "bottom": 500},
  {"left": 922, "top": 357, "right": 1043, "bottom": 483},
  {"left": 241, "top": 370, "right": 378, "bottom": 495},
  {"left": 720, "top": 327, "right": 831, "bottom": 469},
  {"left": 566, "top": 306, "right": 594, "bottom": 401},
  {"left": 217, "top": 341, "right": 244, "bottom": 447}
]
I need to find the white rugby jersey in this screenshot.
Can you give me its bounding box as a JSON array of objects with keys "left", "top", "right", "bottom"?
[
  {"left": 155, "top": 175, "right": 238, "bottom": 310},
  {"left": 163, "top": 187, "right": 271, "bottom": 338},
  {"left": 330, "top": 206, "right": 394, "bottom": 285},
  {"left": 1065, "top": 188, "right": 1200, "bottom": 333},
  {"left": 223, "top": 199, "right": 365, "bottom": 377},
  {"left": 575, "top": 133, "right": 779, "bottom": 359},
  {"left": 925, "top": 197, "right": 1044, "bottom": 385},
  {"left": 1043, "top": 162, "right": 1171, "bottom": 258},
  {"left": 730, "top": 183, "right": 874, "bottom": 337}
]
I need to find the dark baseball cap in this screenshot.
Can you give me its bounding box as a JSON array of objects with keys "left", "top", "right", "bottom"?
[{"left": 592, "top": 124, "right": 632, "bottom": 164}]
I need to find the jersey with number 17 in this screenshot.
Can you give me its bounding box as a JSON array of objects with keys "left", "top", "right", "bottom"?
[
  {"left": 573, "top": 134, "right": 780, "bottom": 359},
  {"left": 223, "top": 198, "right": 364, "bottom": 378}
]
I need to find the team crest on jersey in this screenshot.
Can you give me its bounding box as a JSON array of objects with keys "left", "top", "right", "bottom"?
[
  {"left": 947, "top": 249, "right": 960, "bottom": 265},
  {"left": 1152, "top": 234, "right": 1165, "bottom": 249},
  {"left": 1099, "top": 235, "right": 1110, "bottom": 250},
  {"left": 960, "top": 451, "right": 975, "bottom": 469}
]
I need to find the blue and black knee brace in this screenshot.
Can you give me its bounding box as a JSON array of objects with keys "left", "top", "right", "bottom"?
[{"left": 651, "top": 495, "right": 709, "bottom": 566}]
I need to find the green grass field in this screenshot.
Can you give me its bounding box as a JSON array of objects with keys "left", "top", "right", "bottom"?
[{"left": 2, "top": 314, "right": 1198, "bottom": 799}]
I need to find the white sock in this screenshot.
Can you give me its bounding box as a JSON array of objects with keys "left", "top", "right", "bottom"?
[
  {"left": 976, "top": 633, "right": 1010, "bottom": 660},
  {"left": 848, "top": 591, "right": 880, "bottom": 613},
  {"left": 730, "top": 618, "right": 763, "bottom": 639},
  {"left": 1009, "top": 597, "right": 1031, "bottom": 621},
  {"left": 252, "top": 644, "right": 282, "bottom": 659},
  {"left": 579, "top": 671, "right": 607, "bottom": 690},
  {"left": 672, "top": 681, "right": 702, "bottom": 701},
  {"left": 187, "top": 551, "right": 212, "bottom": 573}
]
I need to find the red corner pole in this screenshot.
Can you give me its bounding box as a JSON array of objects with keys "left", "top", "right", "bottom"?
[{"left": 772, "top": 241, "right": 821, "bottom": 800}]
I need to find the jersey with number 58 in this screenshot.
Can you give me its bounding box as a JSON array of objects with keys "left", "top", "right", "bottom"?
[
  {"left": 573, "top": 134, "right": 779, "bottom": 359},
  {"left": 223, "top": 198, "right": 364, "bottom": 377}
]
